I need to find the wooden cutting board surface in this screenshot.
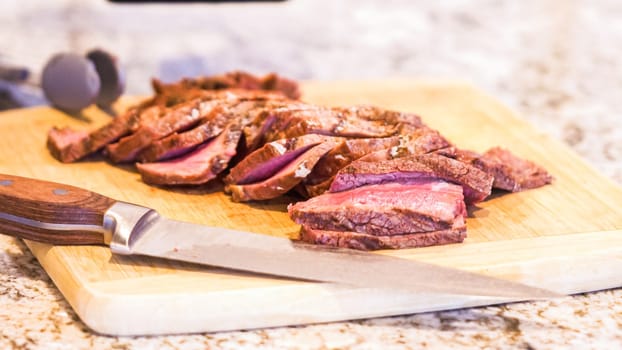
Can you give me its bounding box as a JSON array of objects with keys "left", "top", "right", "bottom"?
[{"left": 1, "top": 80, "right": 622, "bottom": 336}]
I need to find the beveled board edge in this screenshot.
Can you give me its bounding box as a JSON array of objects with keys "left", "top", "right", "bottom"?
[{"left": 25, "top": 229, "right": 622, "bottom": 335}]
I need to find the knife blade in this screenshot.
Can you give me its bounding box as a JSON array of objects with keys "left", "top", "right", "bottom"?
[{"left": 0, "top": 173, "right": 561, "bottom": 299}]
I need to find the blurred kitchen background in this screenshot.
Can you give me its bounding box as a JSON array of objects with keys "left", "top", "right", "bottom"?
[{"left": 1, "top": 0, "right": 621, "bottom": 182}]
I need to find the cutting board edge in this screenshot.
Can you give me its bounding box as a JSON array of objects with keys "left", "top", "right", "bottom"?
[
  {"left": 26, "top": 229, "right": 622, "bottom": 336},
  {"left": 66, "top": 283, "right": 507, "bottom": 336}
]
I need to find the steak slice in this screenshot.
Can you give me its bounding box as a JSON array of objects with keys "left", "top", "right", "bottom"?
[
  {"left": 47, "top": 106, "right": 147, "bottom": 163},
  {"left": 301, "top": 130, "right": 449, "bottom": 197},
  {"left": 127, "top": 104, "right": 165, "bottom": 132},
  {"left": 356, "top": 129, "right": 451, "bottom": 163},
  {"left": 306, "top": 137, "right": 402, "bottom": 185},
  {"left": 472, "top": 147, "right": 553, "bottom": 192},
  {"left": 136, "top": 99, "right": 267, "bottom": 163},
  {"left": 303, "top": 178, "right": 336, "bottom": 198},
  {"left": 340, "top": 105, "right": 425, "bottom": 135},
  {"left": 227, "top": 141, "right": 339, "bottom": 202},
  {"left": 106, "top": 99, "right": 216, "bottom": 163},
  {"left": 330, "top": 153, "right": 492, "bottom": 204},
  {"left": 299, "top": 226, "right": 466, "bottom": 250},
  {"left": 136, "top": 105, "right": 230, "bottom": 163},
  {"left": 263, "top": 107, "right": 401, "bottom": 142},
  {"left": 153, "top": 71, "right": 301, "bottom": 100},
  {"left": 137, "top": 99, "right": 278, "bottom": 163},
  {"left": 242, "top": 103, "right": 321, "bottom": 152},
  {"left": 225, "top": 134, "right": 335, "bottom": 186},
  {"left": 46, "top": 127, "right": 90, "bottom": 163},
  {"left": 260, "top": 72, "right": 301, "bottom": 100},
  {"left": 152, "top": 82, "right": 290, "bottom": 110},
  {"left": 106, "top": 89, "right": 289, "bottom": 163},
  {"left": 300, "top": 137, "right": 402, "bottom": 197},
  {"left": 46, "top": 90, "right": 229, "bottom": 163},
  {"left": 434, "top": 147, "right": 483, "bottom": 164},
  {"left": 136, "top": 123, "right": 242, "bottom": 185},
  {"left": 289, "top": 180, "right": 467, "bottom": 236}
]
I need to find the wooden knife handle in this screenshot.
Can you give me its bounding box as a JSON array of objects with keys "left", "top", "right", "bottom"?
[{"left": 0, "top": 174, "right": 117, "bottom": 245}]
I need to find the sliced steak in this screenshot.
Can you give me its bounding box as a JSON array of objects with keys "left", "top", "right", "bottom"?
[
  {"left": 300, "top": 137, "right": 402, "bottom": 197},
  {"left": 47, "top": 106, "right": 146, "bottom": 163},
  {"left": 259, "top": 72, "right": 301, "bottom": 100},
  {"left": 263, "top": 107, "right": 401, "bottom": 142},
  {"left": 303, "top": 178, "right": 336, "bottom": 198},
  {"left": 302, "top": 130, "right": 449, "bottom": 197},
  {"left": 472, "top": 147, "right": 553, "bottom": 192},
  {"left": 136, "top": 106, "right": 230, "bottom": 162},
  {"left": 104, "top": 89, "right": 289, "bottom": 163},
  {"left": 106, "top": 99, "right": 216, "bottom": 163},
  {"left": 330, "top": 153, "right": 492, "bottom": 203},
  {"left": 153, "top": 71, "right": 300, "bottom": 100},
  {"left": 289, "top": 179, "right": 467, "bottom": 236},
  {"left": 46, "top": 127, "right": 90, "bottom": 163},
  {"left": 414, "top": 154, "right": 493, "bottom": 203},
  {"left": 242, "top": 103, "right": 321, "bottom": 152},
  {"left": 306, "top": 137, "right": 402, "bottom": 185},
  {"left": 127, "top": 104, "right": 165, "bottom": 132},
  {"left": 151, "top": 81, "right": 290, "bottom": 109},
  {"left": 339, "top": 105, "right": 425, "bottom": 133},
  {"left": 225, "top": 134, "right": 335, "bottom": 185},
  {"left": 356, "top": 129, "right": 451, "bottom": 163},
  {"left": 299, "top": 226, "right": 466, "bottom": 250},
  {"left": 227, "top": 141, "right": 339, "bottom": 202},
  {"left": 434, "top": 147, "right": 483, "bottom": 164},
  {"left": 136, "top": 123, "right": 242, "bottom": 185},
  {"left": 46, "top": 90, "right": 231, "bottom": 163},
  {"left": 136, "top": 99, "right": 268, "bottom": 163}
]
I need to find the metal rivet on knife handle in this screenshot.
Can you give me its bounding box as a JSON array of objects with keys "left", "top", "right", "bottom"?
[{"left": 53, "top": 188, "right": 69, "bottom": 196}]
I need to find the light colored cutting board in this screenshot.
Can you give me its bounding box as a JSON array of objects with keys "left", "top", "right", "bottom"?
[{"left": 1, "top": 80, "right": 622, "bottom": 336}]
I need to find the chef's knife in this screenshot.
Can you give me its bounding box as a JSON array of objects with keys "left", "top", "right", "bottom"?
[{"left": 0, "top": 173, "right": 560, "bottom": 300}]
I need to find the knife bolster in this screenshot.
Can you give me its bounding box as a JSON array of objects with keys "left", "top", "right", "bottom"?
[{"left": 104, "top": 201, "right": 158, "bottom": 255}]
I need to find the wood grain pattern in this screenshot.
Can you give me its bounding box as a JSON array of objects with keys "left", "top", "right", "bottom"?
[
  {"left": 0, "top": 173, "right": 116, "bottom": 245},
  {"left": 1, "top": 80, "right": 621, "bottom": 335}
]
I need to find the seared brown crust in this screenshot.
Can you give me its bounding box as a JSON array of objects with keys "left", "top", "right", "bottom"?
[
  {"left": 292, "top": 205, "right": 458, "bottom": 235},
  {"left": 473, "top": 147, "right": 553, "bottom": 192},
  {"left": 106, "top": 99, "right": 215, "bottom": 163},
  {"left": 331, "top": 153, "right": 493, "bottom": 203},
  {"left": 289, "top": 180, "right": 467, "bottom": 236},
  {"left": 47, "top": 107, "right": 144, "bottom": 163},
  {"left": 136, "top": 123, "right": 242, "bottom": 185},
  {"left": 227, "top": 141, "right": 339, "bottom": 202},
  {"left": 152, "top": 71, "right": 301, "bottom": 100},
  {"left": 303, "top": 177, "right": 335, "bottom": 198},
  {"left": 46, "top": 127, "right": 90, "bottom": 163},
  {"left": 136, "top": 99, "right": 271, "bottom": 163},
  {"left": 47, "top": 82, "right": 294, "bottom": 164},
  {"left": 305, "top": 137, "right": 402, "bottom": 186},
  {"left": 137, "top": 106, "right": 230, "bottom": 163},
  {"left": 225, "top": 134, "right": 334, "bottom": 185},
  {"left": 299, "top": 226, "right": 467, "bottom": 250},
  {"left": 355, "top": 128, "right": 451, "bottom": 163}
]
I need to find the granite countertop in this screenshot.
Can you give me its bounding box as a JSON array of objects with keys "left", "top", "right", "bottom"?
[{"left": 2, "top": 0, "right": 622, "bottom": 349}]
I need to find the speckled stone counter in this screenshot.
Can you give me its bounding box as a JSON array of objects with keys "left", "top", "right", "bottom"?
[{"left": 2, "top": 0, "right": 622, "bottom": 349}]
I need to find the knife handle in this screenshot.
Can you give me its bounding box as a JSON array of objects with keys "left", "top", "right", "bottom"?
[{"left": 0, "top": 174, "right": 117, "bottom": 245}]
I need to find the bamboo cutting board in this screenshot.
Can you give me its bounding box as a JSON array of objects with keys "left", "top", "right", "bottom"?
[{"left": 1, "top": 80, "right": 622, "bottom": 336}]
